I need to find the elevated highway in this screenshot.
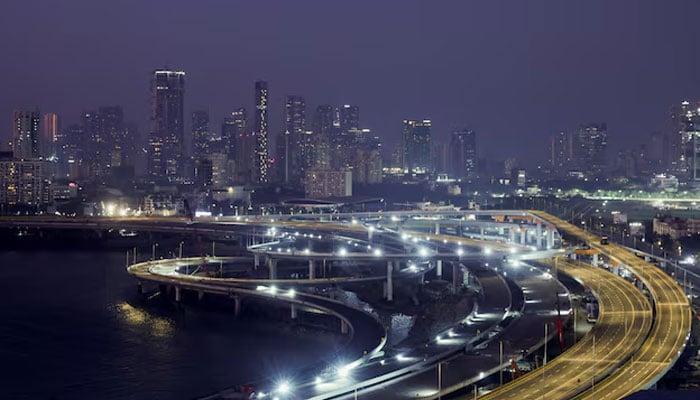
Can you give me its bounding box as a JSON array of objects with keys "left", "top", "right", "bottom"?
[
  {"left": 530, "top": 211, "right": 692, "bottom": 399},
  {"left": 477, "top": 257, "right": 652, "bottom": 400},
  {"left": 1, "top": 211, "right": 691, "bottom": 399}
]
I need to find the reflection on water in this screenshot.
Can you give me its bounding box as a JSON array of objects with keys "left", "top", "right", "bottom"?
[
  {"left": 0, "top": 250, "right": 340, "bottom": 400},
  {"left": 113, "top": 302, "right": 174, "bottom": 338}
]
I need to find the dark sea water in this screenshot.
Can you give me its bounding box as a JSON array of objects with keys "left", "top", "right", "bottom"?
[{"left": 0, "top": 250, "right": 338, "bottom": 400}]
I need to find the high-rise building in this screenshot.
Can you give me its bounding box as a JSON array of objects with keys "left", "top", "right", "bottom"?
[
  {"left": 573, "top": 123, "right": 607, "bottom": 175},
  {"left": 328, "top": 105, "right": 360, "bottom": 170},
  {"left": 451, "top": 129, "right": 477, "bottom": 179},
  {"left": 221, "top": 117, "right": 239, "bottom": 161},
  {"left": 42, "top": 113, "right": 59, "bottom": 160},
  {"left": 58, "top": 124, "right": 87, "bottom": 179},
  {"left": 98, "top": 106, "right": 131, "bottom": 169},
  {"left": 253, "top": 81, "right": 269, "bottom": 183},
  {"left": 280, "top": 95, "right": 306, "bottom": 183},
  {"left": 339, "top": 105, "right": 359, "bottom": 133},
  {"left": 229, "top": 108, "right": 254, "bottom": 184},
  {"left": 353, "top": 134, "right": 383, "bottom": 184},
  {"left": 0, "top": 157, "right": 50, "bottom": 206},
  {"left": 312, "top": 105, "right": 334, "bottom": 169},
  {"left": 548, "top": 131, "right": 572, "bottom": 175},
  {"left": 401, "top": 119, "right": 432, "bottom": 174},
  {"left": 149, "top": 69, "right": 185, "bottom": 180},
  {"left": 192, "top": 110, "right": 210, "bottom": 160},
  {"left": 670, "top": 101, "right": 700, "bottom": 179},
  {"left": 81, "top": 106, "right": 133, "bottom": 178},
  {"left": 12, "top": 107, "right": 41, "bottom": 160},
  {"left": 305, "top": 169, "right": 352, "bottom": 198}
]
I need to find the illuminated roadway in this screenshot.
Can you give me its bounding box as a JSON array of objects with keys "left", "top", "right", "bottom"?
[
  {"left": 530, "top": 211, "right": 692, "bottom": 399},
  {"left": 477, "top": 257, "right": 652, "bottom": 400},
  {"left": 1, "top": 211, "right": 691, "bottom": 399}
]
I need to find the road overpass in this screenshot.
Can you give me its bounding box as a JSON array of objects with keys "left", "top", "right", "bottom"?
[{"left": 0, "top": 210, "right": 691, "bottom": 399}]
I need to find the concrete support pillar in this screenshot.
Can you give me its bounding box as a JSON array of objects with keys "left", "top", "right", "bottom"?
[
  {"left": 198, "top": 291, "right": 204, "bottom": 302},
  {"left": 571, "top": 253, "right": 577, "bottom": 261},
  {"left": 309, "top": 260, "right": 316, "bottom": 279},
  {"left": 175, "top": 286, "right": 182, "bottom": 302},
  {"left": 435, "top": 223, "right": 440, "bottom": 235},
  {"left": 437, "top": 259, "right": 443, "bottom": 278},
  {"left": 592, "top": 253, "right": 599, "bottom": 266},
  {"left": 386, "top": 261, "right": 394, "bottom": 301},
  {"left": 341, "top": 319, "right": 349, "bottom": 334},
  {"left": 233, "top": 295, "right": 241, "bottom": 318},
  {"left": 452, "top": 262, "right": 459, "bottom": 294},
  {"left": 536, "top": 223, "right": 543, "bottom": 248},
  {"left": 137, "top": 281, "right": 144, "bottom": 295},
  {"left": 480, "top": 227, "right": 485, "bottom": 240},
  {"left": 268, "top": 258, "right": 278, "bottom": 279},
  {"left": 546, "top": 229, "right": 555, "bottom": 249},
  {"left": 520, "top": 228, "right": 526, "bottom": 245},
  {"left": 254, "top": 254, "right": 260, "bottom": 268},
  {"left": 291, "top": 303, "right": 298, "bottom": 319},
  {"left": 509, "top": 228, "right": 516, "bottom": 243}
]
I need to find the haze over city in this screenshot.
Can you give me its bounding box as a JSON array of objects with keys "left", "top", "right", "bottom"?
[
  {"left": 4, "top": 2, "right": 700, "bottom": 400},
  {"left": 4, "top": 1, "right": 700, "bottom": 163}
]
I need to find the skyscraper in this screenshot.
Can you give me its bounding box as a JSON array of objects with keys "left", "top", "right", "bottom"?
[
  {"left": 221, "top": 116, "right": 239, "bottom": 161},
  {"left": 339, "top": 105, "right": 359, "bottom": 133},
  {"left": 12, "top": 107, "right": 41, "bottom": 160},
  {"left": 548, "top": 131, "right": 571, "bottom": 175},
  {"left": 253, "top": 81, "right": 269, "bottom": 183},
  {"left": 312, "top": 105, "right": 334, "bottom": 169},
  {"left": 98, "top": 106, "right": 129, "bottom": 169},
  {"left": 670, "top": 101, "right": 700, "bottom": 179},
  {"left": 279, "top": 95, "right": 306, "bottom": 183},
  {"left": 230, "top": 108, "right": 253, "bottom": 183},
  {"left": 573, "top": 123, "right": 608, "bottom": 175},
  {"left": 42, "top": 113, "right": 59, "bottom": 159},
  {"left": 192, "top": 110, "right": 210, "bottom": 160},
  {"left": 402, "top": 119, "right": 432, "bottom": 174},
  {"left": 451, "top": 129, "right": 477, "bottom": 179},
  {"left": 149, "top": 69, "right": 185, "bottom": 180}
]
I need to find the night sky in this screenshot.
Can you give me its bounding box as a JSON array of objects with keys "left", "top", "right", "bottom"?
[{"left": 3, "top": 0, "right": 700, "bottom": 165}]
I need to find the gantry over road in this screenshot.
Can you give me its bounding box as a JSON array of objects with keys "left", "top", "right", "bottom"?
[{"left": 531, "top": 211, "right": 692, "bottom": 399}]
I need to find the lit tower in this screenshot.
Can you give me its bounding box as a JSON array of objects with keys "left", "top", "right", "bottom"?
[
  {"left": 149, "top": 69, "right": 185, "bottom": 180},
  {"left": 451, "top": 129, "right": 476, "bottom": 179},
  {"left": 42, "top": 113, "right": 59, "bottom": 159},
  {"left": 12, "top": 107, "right": 41, "bottom": 160},
  {"left": 254, "top": 80, "right": 269, "bottom": 183},
  {"left": 401, "top": 119, "right": 432, "bottom": 174},
  {"left": 281, "top": 95, "right": 306, "bottom": 183},
  {"left": 192, "top": 110, "right": 210, "bottom": 160}
]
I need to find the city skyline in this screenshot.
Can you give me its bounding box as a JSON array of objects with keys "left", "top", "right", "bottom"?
[{"left": 4, "top": 1, "right": 700, "bottom": 165}]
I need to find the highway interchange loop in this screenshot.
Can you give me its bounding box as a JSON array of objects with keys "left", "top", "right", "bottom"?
[{"left": 0, "top": 210, "right": 691, "bottom": 399}]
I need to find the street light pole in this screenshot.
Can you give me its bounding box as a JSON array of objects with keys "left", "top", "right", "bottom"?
[
  {"left": 437, "top": 362, "right": 442, "bottom": 400},
  {"left": 500, "top": 340, "right": 504, "bottom": 387},
  {"left": 592, "top": 335, "right": 596, "bottom": 395}
]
